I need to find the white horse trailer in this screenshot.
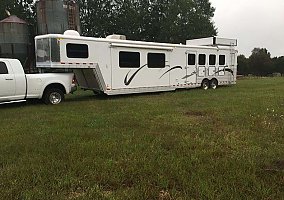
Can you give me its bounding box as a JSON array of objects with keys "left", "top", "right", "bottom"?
[{"left": 35, "top": 30, "right": 237, "bottom": 95}]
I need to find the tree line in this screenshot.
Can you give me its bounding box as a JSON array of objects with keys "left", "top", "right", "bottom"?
[
  {"left": 1, "top": 0, "right": 217, "bottom": 44},
  {"left": 78, "top": 0, "right": 217, "bottom": 44},
  {"left": 238, "top": 48, "right": 284, "bottom": 76}
]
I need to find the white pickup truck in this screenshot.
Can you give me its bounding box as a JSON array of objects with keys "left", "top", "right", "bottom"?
[{"left": 0, "top": 59, "right": 76, "bottom": 105}]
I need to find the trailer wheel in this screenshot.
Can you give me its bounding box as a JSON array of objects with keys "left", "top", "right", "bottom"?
[
  {"left": 93, "top": 90, "right": 101, "bottom": 95},
  {"left": 43, "top": 88, "right": 64, "bottom": 105},
  {"left": 210, "top": 79, "right": 218, "bottom": 89},
  {"left": 201, "top": 79, "right": 210, "bottom": 90}
]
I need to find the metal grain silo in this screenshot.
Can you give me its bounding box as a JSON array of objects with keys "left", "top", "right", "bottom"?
[
  {"left": 36, "top": 0, "right": 81, "bottom": 35},
  {"left": 0, "top": 15, "right": 30, "bottom": 69}
]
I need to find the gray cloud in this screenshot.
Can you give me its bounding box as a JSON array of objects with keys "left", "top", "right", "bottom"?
[{"left": 210, "top": 0, "right": 284, "bottom": 57}]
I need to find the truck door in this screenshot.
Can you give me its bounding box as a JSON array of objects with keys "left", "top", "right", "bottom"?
[
  {"left": 0, "top": 61, "right": 16, "bottom": 101},
  {"left": 186, "top": 52, "right": 197, "bottom": 84}
]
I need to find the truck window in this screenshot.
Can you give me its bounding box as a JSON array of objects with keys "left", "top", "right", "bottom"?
[
  {"left": 148, "top": 53, "right": 165, "bottom": 68},
  {"left": 198, "top": 54, "right": 206, "bottom": 65},
  {"left": 66, "top": 43, "right": 89, "bottom": 58},
  {"left": 119, "top": 51, "right": 140, "bottom": 68},
  {"left": 0, "top": 62, "right": 8, "bottom": 74}
]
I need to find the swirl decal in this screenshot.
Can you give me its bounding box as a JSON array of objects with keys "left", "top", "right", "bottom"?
[
  {"left": 124, "top": 64, "right": 148, "bottom": 86},
  {"left": 159, "top": 66, "right": 182, "bottom": 79},
  {"left": 182, "top": 71, "right": 197, "bottom": 79}
]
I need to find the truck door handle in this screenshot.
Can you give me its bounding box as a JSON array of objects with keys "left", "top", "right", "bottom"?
[{"left": 5, "top": 78, "right": 14, "bottom": 81}]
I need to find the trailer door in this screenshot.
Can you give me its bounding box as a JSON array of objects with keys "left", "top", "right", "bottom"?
[
  {"left": 186, "top": 52, "right": 197, "bottom": 84},
  {"left": 230, "top": 52, "right": 236, "bottom": 82},
  {"left": 197, "top": 54, "right": 206, "bottom": 77}
]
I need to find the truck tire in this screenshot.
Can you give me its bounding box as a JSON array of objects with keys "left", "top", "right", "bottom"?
[{"left": 43, "top": 88, "right": 64, "bottom": 105}]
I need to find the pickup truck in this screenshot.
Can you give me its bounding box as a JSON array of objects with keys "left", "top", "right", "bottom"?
[{"left": 0, "top": 58, "right": 76, "bottom": 105}]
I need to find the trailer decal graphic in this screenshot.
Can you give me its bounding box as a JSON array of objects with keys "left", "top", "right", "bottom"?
[
  {"left": 182, "top": 71, "right": 197, "bottom": 79},
  {"left": 224, "top": 68, "right": 234, "bottom": 75},
  {"left": 214, "top": 68, "right": 234, "bottom": 76},
  {"left": 159, "top": 66, "right": 182, "bottom": 79},
  {"left": 124, "top": 64, "right": 148, "bottom": 86}
]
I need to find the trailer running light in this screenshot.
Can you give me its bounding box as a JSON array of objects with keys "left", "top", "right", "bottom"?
[
  {"left": 72, "top": 76, "right": 77, "bottom": 84},
  {"left": 60, "top": 62, "right": 95, "bottom": 65}
]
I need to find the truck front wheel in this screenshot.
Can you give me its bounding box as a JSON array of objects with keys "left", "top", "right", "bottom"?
[{"left": 43, "top": 88, "right": 64, "bottom": 105}]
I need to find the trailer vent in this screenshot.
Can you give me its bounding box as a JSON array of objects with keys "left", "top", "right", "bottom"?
[
  {"left": 106, "top": 34, "right": 126, "bottom": 40},
  {"left": 64, "top": 30, "right": 80, "bottom": 37}
]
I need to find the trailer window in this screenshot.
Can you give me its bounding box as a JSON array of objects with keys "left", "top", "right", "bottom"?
[
  {"left": 66, "top": 43, "right": 89, "bottom": 58},
  {"left": 209, "top": 55, "right": 216, "bottom": 65},
  {"left": 36, "top": 38, "right": 50, "bottom": 63},
  {"left": 119, "top": 51, "right": 140, "bottom": 68},
  {"left": 51, "top": 38, "right": 60, "bottom": 62},
  {"left": 188, "top": 54, "right": 196, "bottom": 65},
  {"left": 0, "top": 62, "right": 8, "bottom": 74},
  {"left": 198, "top": 54, "right": 206, "bottom": 65},
  {"left": 148, "top": 53, "right": 165, "bottom": 68},
  {"left": 219, "top": 55, "right": 226, "bottom": 65}
]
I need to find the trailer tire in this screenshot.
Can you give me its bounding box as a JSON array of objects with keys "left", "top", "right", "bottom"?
[
  {"left": 43, "top": 88, "right": 64, "bottom": 105},
  {"left": 210, "top": 79, "right": 218, "bottom": 89},
  {"left": 93, "top": 90, "right": 102, "bottom": 95},
  {"left": 201, "top": 79, "right": 210, "bottom": 90}
]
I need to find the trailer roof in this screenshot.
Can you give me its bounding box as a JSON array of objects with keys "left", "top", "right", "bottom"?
[{"left": 35, "top": 33, "right": 236, "bottom": 51}]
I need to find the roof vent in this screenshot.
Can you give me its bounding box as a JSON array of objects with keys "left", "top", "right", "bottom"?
[
  {"left": 64, "top": 30, "right": 80, "bottom": 37},
  {"left": 106, "top": 34, "right": 126, "bottom": 40}
]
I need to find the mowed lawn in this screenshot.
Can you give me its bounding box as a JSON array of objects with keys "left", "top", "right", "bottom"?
[{"left": 0, "top": 78, "right": 284, "bottom": 200}]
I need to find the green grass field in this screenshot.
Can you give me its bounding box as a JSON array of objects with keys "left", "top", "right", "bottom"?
[{"left": 0, "top": 78, "right": 284, "bottom": 200}]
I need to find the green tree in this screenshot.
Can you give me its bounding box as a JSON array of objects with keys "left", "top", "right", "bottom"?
[
  {"left": 237, "top": 54, "right": 249, "bottom": 75},
  {"left": 249, "top": 48, "right": 273, "bottom": 76},
  {"left": 272, "top": 56, "right": 284, "bottom": 75},
  {"left": 0, "top": 0, "right": 35, "bottom": 25},
  {"left": 78, "top": 0, "right": 217, "bottom": 43}
]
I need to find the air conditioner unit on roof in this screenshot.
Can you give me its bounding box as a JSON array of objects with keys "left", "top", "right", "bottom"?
[{"left": 186, "top": 36, "right": 237, "bottom": 47}]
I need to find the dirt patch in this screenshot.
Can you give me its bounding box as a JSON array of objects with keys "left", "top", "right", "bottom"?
[
  {"left": 263, "top": 160, "right": 284, "bottom": 172},
  {"left": 68, "top": 191, "right": 85, "bottom": 199},
  {"left": 274, "top": 160, "right": 284, "bottom": 170},
  {"left": 159, "top": 190, "right": 172, "bottom": 200},
  {"left": 184, "top": 110, "right": 207, "bottom": 117}
]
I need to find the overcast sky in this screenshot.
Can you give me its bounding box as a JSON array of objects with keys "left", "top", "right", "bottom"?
[{"left": 209, "top": 0, "right": 284, "bottom": 57}]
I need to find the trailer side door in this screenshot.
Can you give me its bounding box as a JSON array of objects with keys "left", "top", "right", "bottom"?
[{"left": 186, "top": 51, "right": 197, "bottom": 84}]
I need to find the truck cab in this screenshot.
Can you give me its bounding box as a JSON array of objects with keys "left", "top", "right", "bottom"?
[
  {"left": 0, "top": 58, "right": 76, "bottom": 105},
  {"left": 0, "top": 59, "right": 26, "bottom": 102}
]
